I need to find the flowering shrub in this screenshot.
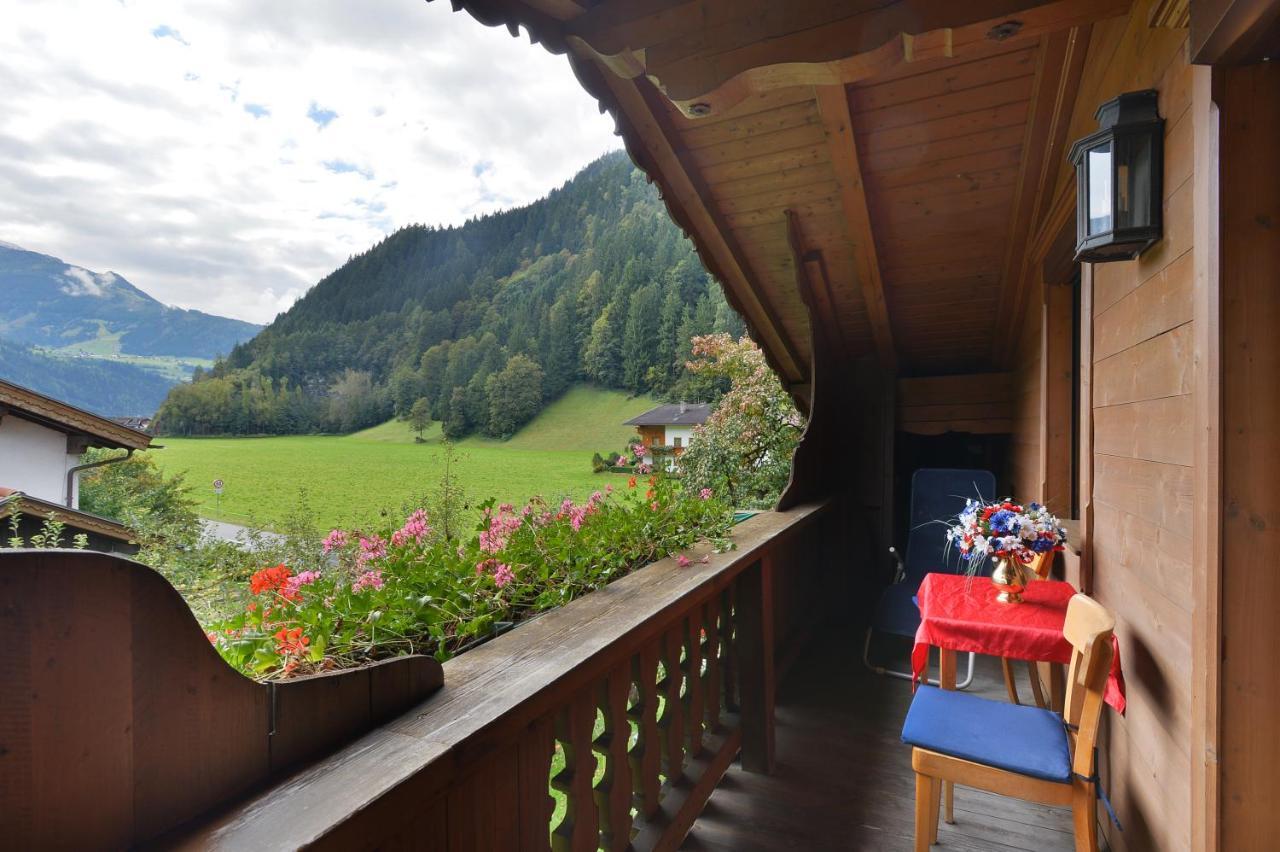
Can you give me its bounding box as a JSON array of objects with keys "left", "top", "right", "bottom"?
[
  {"left": 678, "top": 334, "right": 804, "bottom": 508},
  {"left": 208, "top": 476, "right": 733, "bottom": 678},
  {"left": 945, "top": 498, "right": 1067, "bottom": 574}
]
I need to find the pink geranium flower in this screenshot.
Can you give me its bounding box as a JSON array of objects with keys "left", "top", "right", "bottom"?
[
  {"left": 351, "top": 569, "right": 384, "bottom": 593},
  {"left": 676, "top": 554, "right": 692, "bottom": 568},
  {"left": 322, "top": 529, "right": 348, "bottom": 554},
  {"left": 391, "top": 509, "right": 431, "bottom": 547},
  {"left": 356, "top": 534, "right": 387, "bottom": 568},
  {"left": 283, "top": 570, "right": 322, "bottom": 598}
]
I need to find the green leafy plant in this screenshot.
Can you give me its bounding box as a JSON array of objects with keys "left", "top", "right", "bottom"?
[
  {"left": 3, "top": 505, "right": 89, "bottom": 550},
  {"left": 207, "top": 475, "right": 733, "bottom": 679}
]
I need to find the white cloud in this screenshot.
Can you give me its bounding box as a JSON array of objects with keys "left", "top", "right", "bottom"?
[
  {"left": 61, "top": 266, "right": 108, "bottom": 297},
  {"left": 0, "top": 0, "right": 620, "bottom": 323}
]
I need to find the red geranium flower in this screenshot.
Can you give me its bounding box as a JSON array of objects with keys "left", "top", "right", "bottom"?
[
  {"left": 250, "top": 564, "right": 293, "bottom": 596},
  {"left": 274, "top": 626, "right": 310, "bottom": 656}
]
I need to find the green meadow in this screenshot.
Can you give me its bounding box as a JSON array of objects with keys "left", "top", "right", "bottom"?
[{"left": 152, "top": 386, "right": 657, "bottom": 530}]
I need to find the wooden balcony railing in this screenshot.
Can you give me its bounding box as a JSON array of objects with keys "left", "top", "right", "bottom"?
[{"left": 1, "top": 499, "right": 840, "bottom": 850}]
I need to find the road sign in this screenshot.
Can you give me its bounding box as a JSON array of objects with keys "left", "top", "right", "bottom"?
[{"left": 213, "top": 479, "right": 224, "bottom": 494}]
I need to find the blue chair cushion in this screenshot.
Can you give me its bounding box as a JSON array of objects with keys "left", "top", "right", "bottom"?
[
  {"left": 871, "top": 581, "right": 922, "bottom": 637},
  {"left": 901, "top": 686, "right": 1073, "bottom": 783}
]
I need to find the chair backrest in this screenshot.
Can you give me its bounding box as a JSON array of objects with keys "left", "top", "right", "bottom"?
[
  {"left": 903, "top": 468, "right": 997, "bottom": 583},
  {"left": 1061, "top": 594, "right": 1116, "bottom": 778},
  {"left": 1028, "top": 550, "right": 1054, "bottom": 579}
]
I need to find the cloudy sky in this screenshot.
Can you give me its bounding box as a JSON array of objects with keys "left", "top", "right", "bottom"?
[{"left": 0, "top": 0, "right": 620, "bottom": 323}]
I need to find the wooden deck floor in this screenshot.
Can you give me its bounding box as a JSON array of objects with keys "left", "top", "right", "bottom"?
[{"left": 683, "top": 631, "right": 1080, "bottom": 852}]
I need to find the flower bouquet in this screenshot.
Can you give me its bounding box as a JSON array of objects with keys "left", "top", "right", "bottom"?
[{"left": 945, "top": 499, "right": 1067, "bottom": 602}]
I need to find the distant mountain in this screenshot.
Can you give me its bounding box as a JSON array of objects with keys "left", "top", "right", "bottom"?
[
  {"left": 0, "top": 243, "right": 262, "bottom": 359},
  {"left": 0, "top": 339, "right": 174, "bottom": 416}
]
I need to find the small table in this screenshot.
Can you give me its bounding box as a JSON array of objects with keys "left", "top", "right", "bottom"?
[{"left": 910, "top": 572, "right": 1127, "bottom": 822}]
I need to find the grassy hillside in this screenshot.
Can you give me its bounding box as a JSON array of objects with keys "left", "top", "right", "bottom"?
[
  {"left": 153, "top": 386, "right": 659, "bottom": 530},
  {"left": 351, "top": 386, "right": 657, "bottom": 451}
]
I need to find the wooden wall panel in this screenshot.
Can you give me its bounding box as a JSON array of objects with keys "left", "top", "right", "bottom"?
[
  {"left": 1092, "top": 251, "right": 1194, "bottom": 360},
  {"left": 895, "top": 372, "right": 1016, "bottom": 435},
  {"left": 1008, "top": 313, "right": 1043, "bottom": 502},
  {"left": 1216, "top": 61, "right": 1280, "bottom": 852},
  {"left": 1008, "top": 3, "right": 1197, "bottom": 849},
  {"left": 1093, "top": 396, "right": 1194, "bottom": 465},
  {"left": 1077, "top": 9, "right": 1195, "bottom": 850},
  {"left": 1093, "top": 323, "right": 1194, "bottom": 406}
]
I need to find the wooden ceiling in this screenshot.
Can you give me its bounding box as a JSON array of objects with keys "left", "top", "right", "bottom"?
[{"left": 442, "top": 0, "right": 1130, "bottom": 384}]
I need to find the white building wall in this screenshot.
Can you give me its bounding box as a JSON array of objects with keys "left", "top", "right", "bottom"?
[
  {"left": 666, "top": 426, "right": 696, "bottom": 448},
  {"left": 0, "top": 416, "right": 74, "bottom": 504}
]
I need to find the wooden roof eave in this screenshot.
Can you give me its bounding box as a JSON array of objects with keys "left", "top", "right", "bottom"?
[
  {"left": 571, "top": 55, "right": 811, "bottom": 388},
  {"left": 0, "top": 493, "right": 136, "bottom": 542},
  {"left": 0, "top": 379, "right": 153, "bottom": 450}
]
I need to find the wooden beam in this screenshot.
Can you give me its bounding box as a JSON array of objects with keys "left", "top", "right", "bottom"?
[
  {"left": 786, "top": 211, "right": 857, "bottom": 367},
  {"left": 520, "top": 0, "right": 586, "bottom": 22},
  {"left": 992, "top": 26, "right": 1091, "bottom": 363},
  {"left": 1148, "top": 0, "right": 1190, "bottom": 28},
  {"left": 572, "top": 55, "right": 809, "bottom": 386},
  {"left": 1189, "top": 64, "right": 1222, "bottom": 852},
  {"left": 1191, "top": 0, "right": 1280, "bottom": 64},
  {"left": 814, "top": 84, "right": 898, "bottom": 373},
  {"left": 1076, "top": 262, "right": 1095, "bottom": 595}
]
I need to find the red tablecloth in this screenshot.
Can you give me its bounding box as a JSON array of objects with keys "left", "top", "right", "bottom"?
[{"left": 911, "top": 573, "right": 1126, "bottom": 714}]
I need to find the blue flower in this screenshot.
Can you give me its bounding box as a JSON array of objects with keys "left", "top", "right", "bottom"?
[{"left": 989, "top": 509, "right": 1018, "bottom": 535}]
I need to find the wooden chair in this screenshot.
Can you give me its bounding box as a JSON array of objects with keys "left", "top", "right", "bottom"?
[
  {"left": 1000, "top": 550, "right": 1056, "bottom": 708},
  {"left": 902, "top": 593, "right": 1115, "bottom": 852}
]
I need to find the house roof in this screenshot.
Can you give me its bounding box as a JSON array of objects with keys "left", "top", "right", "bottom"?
[
  {"left": 0, "top": 488, "right": 136, "bottom": 543},
  {"left": 0, "top": 378, "right": 153, "bottom": 450},
  {"left": 624, "top": 403, "right": 712, "bottom": 427}
]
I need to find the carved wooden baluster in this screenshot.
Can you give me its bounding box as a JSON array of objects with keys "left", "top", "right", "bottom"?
[
  {"left": 518, "top": 716, "right": 555, "bottom": 850},
  {"left": 593, "top": 666, "right": 634, "bottom": 852},
  {"left": 627, "top": 644, "right": 662, "bottom": 821},
  {"left": 683, "top": 607, "right": 705, "bottom": 757},
  {"left": 657, "top": 623, "right": 686, "bottom": 784},
  {"left": 702, "top": 597, "right": 722, "bottom": 731},
  {"left": 720, "top": 585, "right": 739, "bottom": 712},
  {"left": 551, "top": 688, "right": 599, "bottom": 852}
]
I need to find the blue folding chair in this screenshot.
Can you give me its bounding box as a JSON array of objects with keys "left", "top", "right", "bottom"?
[{"left": 862, "top": 468, "right": 997, "bottom": 689}]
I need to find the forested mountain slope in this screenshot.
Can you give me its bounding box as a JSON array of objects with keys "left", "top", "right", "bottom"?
[
  {"left": 158, "top": 151, "right": 742, "bottom": 437},
  {"left": 0, "top": 339, "right": 175, "bottom": 416}
]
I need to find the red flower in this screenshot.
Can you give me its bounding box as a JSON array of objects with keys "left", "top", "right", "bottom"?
[
  {"left": 628, "top": 476, "right": 637, "bottom": 488},
  {"left": 250, "top": 564, "right": 293, "bottom": 596},
  {"left": 274, "top": 626, "right": 310, "bottom": 656}
]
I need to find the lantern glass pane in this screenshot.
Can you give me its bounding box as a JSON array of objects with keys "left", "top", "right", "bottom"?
[
  {"left": 1087, "top": 143, "right": 1112, "bottom": 235},
  {"left": 1114, "top": 133, "right": 1153, "bottom": 230}
]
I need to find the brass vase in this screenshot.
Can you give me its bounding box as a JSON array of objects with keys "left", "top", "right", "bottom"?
[{"left": 991, "top": 556, "right": 1029, "bottom": 603}]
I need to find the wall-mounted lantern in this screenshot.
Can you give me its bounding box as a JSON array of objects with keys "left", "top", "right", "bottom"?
[{"left": 1068, "top": 90, "right": 1164, "bottom": 262}]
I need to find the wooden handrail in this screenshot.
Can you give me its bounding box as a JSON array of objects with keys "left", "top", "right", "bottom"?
[{"left": 171, "top": 500, "right": 837, "bottom": 850}]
